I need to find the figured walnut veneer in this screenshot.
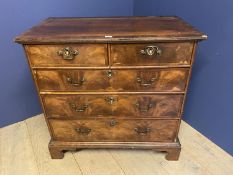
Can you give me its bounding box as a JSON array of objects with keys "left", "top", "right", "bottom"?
[
  {"left": 110, "top": 43, "right": 193, "bottom": 66},
  {"left": 15, "top": 16, "right": 206, "bottom": 160},
  {"left": 36, "top": 69, "right": 189, "bottom": 92},
  {"left": 42, "top": 94, "right": 183, "bottom": 119}
]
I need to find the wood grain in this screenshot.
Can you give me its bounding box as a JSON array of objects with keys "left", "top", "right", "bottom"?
[
  {"left": 109, "top": 68, "right": 189, "bottom": 92},
  {"left": 15, "top": 16, "right": 207, "bottom": 44},
  {"left": 110, "top": 42, "right": 194, "bottom": 66},
  {"left": 110, "top": 150, "right": 169, "bottom": 175},
  {"left": 151, "top": 149, "right": 213, "bottom": 175},
  {"left": 36, "top": 69, "right": 110, "bottom": 91},
  {"left": 179, "top": 122, "right": 233, "bottom": 175},
  {"left": 2, "top": 114, "right": 232, "bottom": 175},
  {"left": 49, "top": 118, "right": 179, "bottom": 142},
  {"left": 36, "top": 68, "right": 189, "bottom": 92},
  {"left": 73, "top": 150, "right": 125, "bottom": 175},
  {"left": 25, "top": 44, "right": 108, "bottom": 67},
  {"left": 0, "top": 122, "right": 39, "bottom": 175},
  {"left": 25, "top": 115, "right": 82, "bottom": 175},
  {"left": 42, "top": 94, "right": 184, "bottom": 119},
  {"left": 14, "top": 16, "right": 207, "bottom": 161}
]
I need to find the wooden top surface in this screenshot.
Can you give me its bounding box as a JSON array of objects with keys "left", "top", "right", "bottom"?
[{"left": 15, "top": 16, "right": 207, "bottom": 44}]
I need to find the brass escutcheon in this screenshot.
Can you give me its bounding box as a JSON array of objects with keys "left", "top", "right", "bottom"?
[
  {"left": 108, "top": 120, "right": 118, "bottom": 127},
  {"left": 106, "top": 70, "right": 113, "bottom": 78},
  {"left": 105, "top": 97, "right": 117, "bottom": 105}
]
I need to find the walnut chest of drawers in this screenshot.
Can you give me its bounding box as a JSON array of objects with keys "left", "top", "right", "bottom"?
[{"left": 15, "top": 16, "right": 207, "bottom": 160}]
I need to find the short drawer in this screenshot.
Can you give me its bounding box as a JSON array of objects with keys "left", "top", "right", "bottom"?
[
  {"left": 110, "top": 43, "right": 194, "bottom": 66},
  {"left": 42, "top": 94, "right": 183, "bottom": 118},
  {"left": 25, "top": 44, "right": 108, "bottom": 67},
  {"left": 49, "top": 119, "right": 179, "bottom": 142},
  {"left": 36, "top": 68, "right": 189, "bottom": 92}
]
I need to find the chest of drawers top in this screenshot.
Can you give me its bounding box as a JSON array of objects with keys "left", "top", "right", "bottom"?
[{"left": 15, "top": 16, "right": 206, "bottom": 44}]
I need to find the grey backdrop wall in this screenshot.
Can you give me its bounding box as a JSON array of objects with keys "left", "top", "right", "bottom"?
[{"left": 1, "top": 0, "right": 232, "bottom": 155}]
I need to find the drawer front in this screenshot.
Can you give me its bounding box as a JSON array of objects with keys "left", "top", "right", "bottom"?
[
  {"left": 109, "top": 69, "right": 188, "bottom": 92},
  {"left": 42, "top": 94, "right": 183, "bottom": 118},
  {"left": 49, "top": 119, "right": 179, "bottom": 142},
  {"left": 36, "top": 68, "right": 189, "bottom": 92},
  {"left": 110, "top": 43, "right": 193, "bottom": 66},
  {"left": 36, "top": 69, "right": 110, "bottom": 91},
  {"left": 25, "top": 44, "right": 107, "bottom": 67}
]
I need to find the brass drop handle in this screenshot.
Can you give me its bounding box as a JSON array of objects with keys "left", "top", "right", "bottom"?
[
  {"left": 107, "top": 120, "right": 118, "bottom": 127},
  {"left": 140, "top": 46, "right": 162, "bottom": 56},
  {"left": 105, "top": 97, "right": 117, "bottom": 105},
  {"left": 75, "top": 126, "right": 91, "bottom": 135},
  {"left": 134, "top": 127, "right": 151, "bottom": 135},
  {"left": 69, "top": 103, "right": 88, "bottom": 112},
  {"left": 135, "top": 102, "right": 153, "bottom": 112},
  {"left": 66, "top": 77, "right": 85, "bottom": 86},
  {"left": 57, "top": 47, "right": 79, "bottom": 60},
  {"left": 137, "top": 77, "right": 157, "bottom": 87}
]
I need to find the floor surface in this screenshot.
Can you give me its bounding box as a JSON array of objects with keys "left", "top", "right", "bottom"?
[{"left": 0, "top": 114, "right": 232, "bottom": 175}]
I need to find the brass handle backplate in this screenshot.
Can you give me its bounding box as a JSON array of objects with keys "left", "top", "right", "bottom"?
[
  {"left": 134, "top": 127, "right": 151, "bottom": 135},
  {"left": 140, "top": 46, "right": 162, "bottom": 56},
  {"left": 57, "top": 47, "right": 79, "bottom": 60},
  {"left": 137, "top": 77, "right": 156, "bottom": 87},
  {"left": 69, "top": 103, "right": 88, "bottom": 112},
  {"left": 75, "top": 126, "right": 91, "bottom": 135},
  {"left": 135, "top": 102, "right": 153, "bottom": 112},
  {"left": 66, "top": 77, "right": 85, "bottom": 86}
]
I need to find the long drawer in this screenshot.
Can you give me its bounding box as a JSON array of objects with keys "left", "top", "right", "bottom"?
[
  {"left": 49, "top": 118, "right": 179, "bottom": 142},
  {"left": 42, "top": 94, "right": 183, "bottom": 119},
  {"left": 36, "top": 68, "right": 189, "bottom": 92}
]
